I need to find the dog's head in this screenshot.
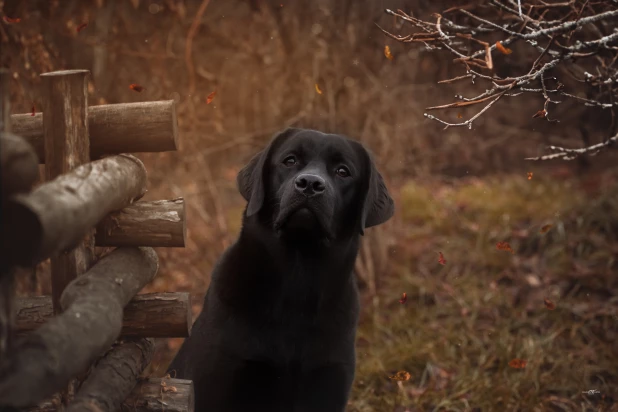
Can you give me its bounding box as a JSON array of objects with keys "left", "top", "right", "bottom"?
[{"left": 237, "top": 128, "right": 394, "bottom": 242}]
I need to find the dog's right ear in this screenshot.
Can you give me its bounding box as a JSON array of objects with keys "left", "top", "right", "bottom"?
[{"left": 237, "top": 128, "right": 300, "bottom": 216}]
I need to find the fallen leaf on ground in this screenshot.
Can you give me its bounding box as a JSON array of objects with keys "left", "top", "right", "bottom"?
[
  {"left": 508, "top": 358, "right": 527, "bottom": 369},
  {"left": 399, "top": 292, "right": 407, "bottom": 304},
  {"left": 438, "top": 252, "right": 447, "bottom": 265},
  {"left": 540, "top": 224, "right": 553, "bottom": 234},
  {"left": 315, "top": 83, "right": 323, "bottom": 95},
  {"left": 77, "top": 23, "right": 88, "bottom": 33},
  {"left": 495, "top": 41, "right": 513, "bottom": 55},
  {"left": 384, "top": 45, "right": 394, "bottom": 61},
  {"left": 206, "top": 90, "right": 217, "bottom": 104},
  {"left": 389, "top": 370, "right": 411, "bottom": 381},
  {"left": 527, "top": 172, "right": 533, "bottom": 180},
  {"left": 544, "top": 298, "right": 556, "bottom": 310},
  {"left": 496, "top": 241, "right": 515, "bottom": 254},
  {"left": 457, "top": 112, "right": 463, "bottom": 119},
  {"left": 129, "top": 83, "right": 144, "bottom": 92}
]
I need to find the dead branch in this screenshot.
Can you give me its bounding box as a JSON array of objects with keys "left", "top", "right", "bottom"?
[
  {"left": 0, "top": 247, "right": 159, "bottom": 409},
  {"left": 381, "top": 1, "right": 618, "bottom": 160}
]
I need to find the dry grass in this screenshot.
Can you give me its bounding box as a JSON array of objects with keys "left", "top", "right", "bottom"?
[{"left": 349, "top": 173, "right": 618, "bottom": 411}]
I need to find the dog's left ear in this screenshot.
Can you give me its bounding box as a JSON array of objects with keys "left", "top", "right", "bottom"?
[
  {"left": 356, "top": 145, "right": 394, "bottom": 235},
  {"left": 237, "top": 128, "right": 301, "bottom": 217}
]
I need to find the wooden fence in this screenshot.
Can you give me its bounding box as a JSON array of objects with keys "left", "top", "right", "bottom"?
[{"left": 0, "top": 68, "right": 194, "bottom": 411}]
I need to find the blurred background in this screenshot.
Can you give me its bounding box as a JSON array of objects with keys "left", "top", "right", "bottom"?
[{"left": 2, "top": 0, "right": 617, "bottom": 410}]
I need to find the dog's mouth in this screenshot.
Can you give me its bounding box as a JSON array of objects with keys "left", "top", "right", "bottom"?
[{"left": 274, "top": 203, "right": 335, "bottom": 240}]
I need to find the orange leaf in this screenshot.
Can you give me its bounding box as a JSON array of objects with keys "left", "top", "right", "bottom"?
[
  {"left": 2, "top": 16, "right": 21, "bottom": 23},
  {"left": 457, "top": 113, "right": 463, "bottom": 119},
  {"left": 539, "top": 224, "right": 553, "bottom": 234},
  {"left": 206, "top": 90, "right": 217, "bottom": 104},
  {"left": 544, "top": 298, "right": 556, "bottom": 310},
  {"left": 438, "top": 252, "right": 447, "bottom": 265},
  {"left": 389, "top": 370, "right": 411, "bottom": 381},
  {"left": 508, "top": 358, "right": 527, "bottom": 369},
  {"left": 129, "top": 83, "right": 144, "bottom": 92},
  {"left": 495, "top": 41, "right": 513, "bottom": 55},
  {"left": 527, "top": 172, "right": 533, "bottom": 180},
  {"left": 496, "top": 241, "right": 515, "bottom": 254},
  {"left": 532, "top": 109, "right": 546, "bottom": 119},
  {"left": 76, "top": 23, "right": 88, "bottom": 33},
  {"left": 315, "top": 83, "right": 323, "bottom": 95},
  {"left": 399, "top": 292, "right": 407, "bottom": 304},
  {"left": 30, "top": 105, "right": 36, "bottom": 117},
  {"left": 384, "top": 45, "right": 394, "bottom": 61}
]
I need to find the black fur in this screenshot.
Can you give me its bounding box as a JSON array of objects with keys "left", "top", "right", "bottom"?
[{"left": 168, "top": 128, "right": 394, "bottom": 411}]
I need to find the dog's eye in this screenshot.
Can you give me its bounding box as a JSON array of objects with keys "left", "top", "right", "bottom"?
[
  {"left": 336, "top": 166, "right": 351, "bottom": 177},
  {"left": 283, "top": 156, "right": 297, "bottom": 166}
]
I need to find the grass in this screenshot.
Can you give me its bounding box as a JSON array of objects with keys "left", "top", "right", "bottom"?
[{"left": 348, "top": 174, "right": 618, "bottom": 412}]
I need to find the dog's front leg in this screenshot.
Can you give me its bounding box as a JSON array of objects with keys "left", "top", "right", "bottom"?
[{"left": 293, "top": 362, "right": 355, "bottom": 412}]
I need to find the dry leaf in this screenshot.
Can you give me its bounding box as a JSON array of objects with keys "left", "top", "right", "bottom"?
[
  {"left": 495, "top": 41, "right": 513, "bottom": 55},
  {"left": 2, "top": 16, "right": 21, "bottom": 23},
  {"left": 206, "top": 90, "right": 217, "bottom": 104},
  {"left": 544, "top": 298, "right": 556, "bottom": 310},
  {"left": 508, "top": 358, "right": 527, "bottom": 369},
  {"left": 527, "top": 172, "right": 533, "bottom": 180},
  {"left": 315, "top": 83, "right": 323, "bottom": 95},
  {"left": 30, "top": 105, "right": 35, "bottom": 116},
  {"left": 496, "top": 241, "right": 515, "bottom": 254},
  {"left": 399, "top": 292, "right": 407, "bottom": 304},
  {"left": 438, "top": 252, "right": 447, "bottom": 265},
  {"left": 384, "top": 45, "right": 394, "bottom": 61},
  {"left": 389, "top": 370, "right": 411, "bottom": 381},
  {"left": 540, "top": 224, "right": 553, "bottom": 234},
  {"left": 129, "top": 83, "right": 144, "bottom": 92},
  {"left": 77, "top": 23, "right": 88, "bottom": 33},
  {"left": 457, "top": 113, "right": 463, "bottom": 119},
  {"left": 532, "top": 109, "right": 546, "bottom": 119}
]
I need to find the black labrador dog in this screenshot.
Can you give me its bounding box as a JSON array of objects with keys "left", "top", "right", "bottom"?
[{"left": 169, "top": 128, "right": 394, "bottom": 412}]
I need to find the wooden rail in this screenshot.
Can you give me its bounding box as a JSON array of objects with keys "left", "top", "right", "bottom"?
[{"left": 0, "top": 68, "right": 193, "bottom": 411}]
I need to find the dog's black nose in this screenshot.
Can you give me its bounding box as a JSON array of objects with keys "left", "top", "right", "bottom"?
[{"left": 295, "top": 174, "right": 326, "bottom": 196}]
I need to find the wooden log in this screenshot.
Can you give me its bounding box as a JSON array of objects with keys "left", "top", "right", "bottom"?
[
  {"left": 66, "top": 338, "right": 155, "bottom": 412},
  {"left": 15, "top": 292, "right": 192, "bottom": 338},
  {"left": 0, "top": 247, "right": 159, "bottom": 409},
  {"left": 0, "top": 132, "right": 39, "bottom": 200},
  {"left": 0, "top": 68, "right": 9, "bottom": 133},
  {"left": 40, "top": 69, "right": 94, "bottom": 315},
  {"left": 0, "top": 70, "right": 15, "bottom": 366},
  {"left": 11, "top": 100, "right": 179, "bottom": 163},
  {"left": 122, "top": 378, "right": 194, "bottom": 412},
  {"left": 96, "top": 198, "right": 187, "bottom": 247},
  {"left": 27, "top": 378, "right": 194, "bottom": 412},
  {"left": 1, "top": 154, "right": 147, "bottom": 266}
]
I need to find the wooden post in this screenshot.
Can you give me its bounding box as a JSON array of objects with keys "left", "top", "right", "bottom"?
[
  {"left": 0, "top": 67, "right": 13, "bottom": 366},
  {"left": 40, "top": 69, "right": 94, "bottom": 315}
]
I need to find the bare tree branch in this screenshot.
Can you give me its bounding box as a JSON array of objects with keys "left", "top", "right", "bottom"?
[{"left": 381, "top": 0, "right": 618, "bottom": 160}]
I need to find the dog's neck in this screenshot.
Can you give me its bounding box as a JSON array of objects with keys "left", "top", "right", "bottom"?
[{"left": 238, "top": 213, "right": 361, "bottom": 278}]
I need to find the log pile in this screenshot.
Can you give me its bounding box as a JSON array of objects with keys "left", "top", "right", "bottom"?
[{"left": 0, "top": 68, "right": 194, "bottom": 411}]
